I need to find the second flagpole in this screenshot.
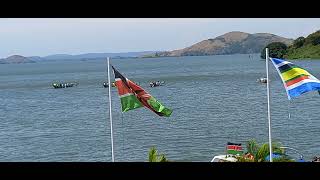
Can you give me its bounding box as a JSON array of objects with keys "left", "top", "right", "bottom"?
[
  {"left": 266, "top": 48, "right": 273, "bottom": 162},
  {"left": 107, "top": 57, "right": 115, "bottom": 162}
]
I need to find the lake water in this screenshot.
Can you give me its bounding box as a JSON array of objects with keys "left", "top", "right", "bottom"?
[{"left": 1, "top": 54, "right": 320, "bottom": 162}]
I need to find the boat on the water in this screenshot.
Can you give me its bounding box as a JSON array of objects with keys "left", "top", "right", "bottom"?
[
  {"left": 103, "top": 82, "right": 116, "bottom": 88},
  {"left": 257, "top": 77, "right": 269, "bottom": 83},
  {"left": 149, "top": 81, "right": 165, "bottom": 87},
  {"left": 52, "top": 82, "right": 78, "bottom": 89}
]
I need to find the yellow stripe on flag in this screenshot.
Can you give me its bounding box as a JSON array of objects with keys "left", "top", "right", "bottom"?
[{"left": 281, "top": 67, "right": 310, "bottom": 81}]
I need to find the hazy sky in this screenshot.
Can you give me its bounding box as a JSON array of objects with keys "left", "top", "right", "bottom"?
[{"left": 0, "top": 18, "right": 320, "bottom": 58}]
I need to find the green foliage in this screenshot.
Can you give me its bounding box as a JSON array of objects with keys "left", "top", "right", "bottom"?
[
  {"left": 246, "top": 139, "right": 259, "bottom": 157},
  {"left": 148, "top": 146, "right": 169, "bottom": 162},
  {"left": 293, "top": 37, "right": 305, "bottom": 48},
  {"left": 305, "top": 30, "right": 320, "bottom": 45},
  {"left": 158, "top": 154, "right": 168, "bottom": 162},
  {"left": 261, "top": 42, "right": 288, "bottom": 59},
  {"left": 285, "top": 44, "right": 320, "bottom": 59},
  {"left": 311, "top": 36, "right": 320, "bottom": 46},
  {"left": 255, "top": 143, "right": 270, "bottom": 162},
  {"left": 148, "top": 147, "right": 158, "bottom": 162},
  {"left": 236, "top": 139, "right": 292, "bottom": 162},
  {"left": 285, "top": 30, "right": 320, "bottom": 59}
]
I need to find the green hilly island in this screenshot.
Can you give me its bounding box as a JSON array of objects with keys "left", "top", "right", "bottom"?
[
  {"left": 261, "top": 30, "right": 320, "bottom": 60},
  {"left": 285, "top": 30, "right": 320, "bottom": 59}
]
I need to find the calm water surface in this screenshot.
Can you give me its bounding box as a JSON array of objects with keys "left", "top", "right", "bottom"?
[{"left": 1, "top": 54, "right": 320, "bottom": 161}]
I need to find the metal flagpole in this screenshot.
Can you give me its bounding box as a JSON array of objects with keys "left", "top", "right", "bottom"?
[
  {"left": 107, "top": 57, "right": 115, "bottom": 162},
  {"left": 266, "top": 48, "right": 273, "bottom": 162}
]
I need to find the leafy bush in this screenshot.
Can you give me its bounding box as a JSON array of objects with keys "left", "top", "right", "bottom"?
[
  {"left": 261, "top": 42, "right": 288, "bottom": 59},
  {"left": 293, "top": 37, "right": 305, "bottom": 48},
  {"left": 148, "top": 147, "right": 169, "bottom": 162},
  {"left": 236, "top": 139, "right": 293, "bottom": 162}
]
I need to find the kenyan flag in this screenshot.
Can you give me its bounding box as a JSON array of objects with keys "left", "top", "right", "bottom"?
[
  {"left": 226, "top": 142, "right": 243, "bottom": 155},
  {"left": 112, "top": 66, "right": 172, "bottom": 117}
]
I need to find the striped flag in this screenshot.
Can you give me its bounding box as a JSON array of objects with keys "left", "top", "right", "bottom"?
[
  {"left": 112, "top": 66, "right": 172, "bottom": 117},
  {"left": 270, "top": 58, "right": 320, "bottom": 100},
  {"left": 227, "top": 142, "right": 243, "bottom": 155}
]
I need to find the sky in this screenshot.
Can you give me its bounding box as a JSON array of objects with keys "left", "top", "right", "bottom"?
[{"left": 0, "top": 18, "right": 320, "bottom": 58}]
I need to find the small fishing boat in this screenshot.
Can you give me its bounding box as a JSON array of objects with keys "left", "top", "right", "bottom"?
[
  {"left": 103, "top": 82, "right": 116, "bottom": 88},
  {"left": 257, "top": 77, "right": 268, "bottom": 83},
  {"left": 149, "top": 81, "right": 165, "bottom": 87},
  {"left": 52, "top": 82, "right": 78, "bottom": 89}
]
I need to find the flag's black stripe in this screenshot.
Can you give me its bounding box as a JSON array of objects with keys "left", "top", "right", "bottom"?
[
  {"left": 227, "top": 142, "right": 241, "bottom": 146},
  {"left": 112, "top": 66, "right": 130, "bottom": 89},
  {"left": 278, "top": 64, "right": 298, "bottom": 74}
]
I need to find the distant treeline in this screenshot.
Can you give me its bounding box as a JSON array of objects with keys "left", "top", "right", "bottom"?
[{"left": 261, "top": 30, "right": 320, "bottom": 59}]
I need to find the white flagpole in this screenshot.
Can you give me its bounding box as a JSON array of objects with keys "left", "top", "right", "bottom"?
[
  {"left": 107, "top": 57, "right": 115, "bottom": 162},
  {"left": 266, "top": 48, "right": 273, "bottom": 162}
]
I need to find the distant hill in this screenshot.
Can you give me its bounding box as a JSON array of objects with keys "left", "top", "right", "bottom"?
[
  {"left": 0, "top": 51, "right": 158, "bottom": 64},
  {"left": 150, "top": 31, "right": 293, "bottom": 57},
  {"left": 43, "top": 54, "right": 74, "bottom": 60},
  {"left": 0, "top": 55, "right": 35, "bottom": 64},
  {"left": 284, "top": 30, "right": 320, "bottom": 59},
  {"left": 27, "top": 56, "right": 45, "bottom": 61},
  {"left": 42, "top": 51, "right": 157, "bottom": 60}
]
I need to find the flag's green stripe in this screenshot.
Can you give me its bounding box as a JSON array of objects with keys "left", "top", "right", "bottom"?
[
  {"left": 227, "top": 150, "right": 243, "bottom": 155},
  {"left": 281, "top": 67, "right": 310, "bottom": 81},
  {"left": 285, "top": 74, "right": 308, "bottom": 83},
  {"left": 147, "top": 97, "right": 173, "bottom": 117},
  {"left": 120, "top": 94, "right": 143, "bottom": 112}
]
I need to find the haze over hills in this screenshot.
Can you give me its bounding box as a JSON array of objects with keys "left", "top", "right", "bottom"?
[
  {"left": 38, "top": 51, "right": 157, "bottom": 61},
  {"left": 1, "top": 51, "right": 158, "bottom": 63},
  {"left": 0, "top": 31, "right": 295, "bottom": 64},
  {"left": 149, "top": 31, "right": 293, "bottom": 57}
]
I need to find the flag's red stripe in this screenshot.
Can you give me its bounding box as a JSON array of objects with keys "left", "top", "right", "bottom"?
[
  {"left": 115, "top": 80, "right": 132, "bottom": 96},
  {"left": 227, "top": 145, "right": 242, "bottom": 150},
  {"left": 285, "top": 75, "right": 309, "bottom": 87}
]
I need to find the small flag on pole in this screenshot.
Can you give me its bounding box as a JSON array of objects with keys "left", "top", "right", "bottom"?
[
  {"left": 112, "top": 66, "right": 172, "bottom": 117},
  {"left": 270, "top": 58, "right": 320, "bottom": 100},
  {"left": 226, "top": 142, "right": 243, "bottom": 155}
]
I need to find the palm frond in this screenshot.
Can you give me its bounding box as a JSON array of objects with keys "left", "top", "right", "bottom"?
[
  {"left": 159, "top": 154, "right": 168, "bottom": 162},
  {"left": 148, "top": 147, "right": 158, "bottom": 162},
  {"left": 256, "top": 143, "right": 270, "bottom": 162},
  {"left": 246, "top": 139, "right": 259, "bottom": 159},
  {"left": 148, "top": 147, "right": 169, "bottom": 162}
]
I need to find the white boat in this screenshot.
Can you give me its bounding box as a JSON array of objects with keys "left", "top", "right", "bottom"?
[
  {"left": 257, "top": 77, "right": 268, "bottom": 83},
  {"left": 52, "top": 82, "right": 78, "bottom": 88},
  {"left": 211, "top": 155, "right": 238, "bottom": 162},
  {"left": 149, "top": 81, "right": 165, "bottom": 87},
  {"left": 211, "top": 142, "right": 243, "bottom": 162}
]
